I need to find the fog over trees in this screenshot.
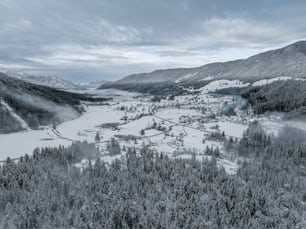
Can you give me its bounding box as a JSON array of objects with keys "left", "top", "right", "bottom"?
[{"left": 0, "top": 73, "right": 109, "bottom": 133}]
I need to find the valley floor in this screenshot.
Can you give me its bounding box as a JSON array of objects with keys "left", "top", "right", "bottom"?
[{"left": 0, "top": 88, "right": 303, "bottom": 173}]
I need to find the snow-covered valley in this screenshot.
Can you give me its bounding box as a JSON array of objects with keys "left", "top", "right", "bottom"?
[
  {"left": 3, "top": 1, "right": 306, "bottom": 226},
  {"left": 1, "top": 86, "right": 301, "bottom": 174}
]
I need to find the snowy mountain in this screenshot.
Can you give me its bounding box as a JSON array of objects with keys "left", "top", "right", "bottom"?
[
  {"left": 102, "top": 41, "right": 306, "bottom": 92},
  {"left": 6, "top": 71, "right": 80, "bottom": 89},
  {"left": 6, "top": 71, "right": 112, "bottom": 90}
]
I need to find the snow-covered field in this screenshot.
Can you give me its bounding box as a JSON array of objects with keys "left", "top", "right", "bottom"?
[
  {"left": 198, "top": 79, "right": 249, "bottom": 92},
  {"left": 0, "top": 128, "right": 69, "bottom": 160}
]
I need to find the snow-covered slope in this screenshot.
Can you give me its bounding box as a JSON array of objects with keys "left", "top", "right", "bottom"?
[
  {"left": 104, "top": 41, "right": 306, "bottom": 90},
  {"left": 199, "top": 80, "right": 250, "bottom": 93},
  {"left": 252, "top": 76, "right": 306, "bottom": 86}
]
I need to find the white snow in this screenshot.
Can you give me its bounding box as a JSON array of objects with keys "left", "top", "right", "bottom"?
[
  {"left": 252, "top": 77, "right": 306, "bottom": 86},
  {"left": 216, "top": 121, "right": 248, "bottom": 139},
  {"left": 199, "top": 80, "right": 249, "bottom": 92},
  {"left": 199, "top": 76, "right": 214, "bottom": 81},
  {"left": 0, "top": 128, "right": 70, "bottom": 160}
]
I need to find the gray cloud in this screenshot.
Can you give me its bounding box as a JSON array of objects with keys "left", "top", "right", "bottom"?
[{"left": 1, "top": 0, "right": 306, "bottom": 82}]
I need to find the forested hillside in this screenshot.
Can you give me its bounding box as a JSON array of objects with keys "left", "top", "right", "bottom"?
[
  {"left": 0, "top": 73, "right": 108, "bottom": 133},
  {"left": 101, "top": 41, "right": 306, "bottom": 93},
  {"left": 241, "top": 80, "right": 306, "bottom": 114},
  {"left": 1, "top": 124, "right": 305, "bottom": 228}
]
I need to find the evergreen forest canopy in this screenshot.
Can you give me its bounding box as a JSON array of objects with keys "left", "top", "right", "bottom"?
[
  {"left": 241, "top": 80, "right": 306, "bottom": 114},
  {"left": 0, "top": 124, "right": 306, "bottom": 228}
]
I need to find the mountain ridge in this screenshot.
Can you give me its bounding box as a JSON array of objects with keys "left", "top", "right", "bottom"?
[
  {"left": 5, "top": 71, "right": 111, "bottom": 90},
  {"left": 101, "top": 40, "right": 306, "bottom": 92},
  {"left": 5, "top": 71, "right": 81, "bottom": 89}
]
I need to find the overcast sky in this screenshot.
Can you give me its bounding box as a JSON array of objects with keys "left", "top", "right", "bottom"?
[{"left": 1, "top": 0, "right": 306, "bottom": 82}]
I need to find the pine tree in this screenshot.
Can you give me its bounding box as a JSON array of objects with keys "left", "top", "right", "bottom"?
[{"left": 95, "top": 132, "right": 101, "bottom": 142}]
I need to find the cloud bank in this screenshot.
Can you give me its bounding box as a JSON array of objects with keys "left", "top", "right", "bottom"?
[{"left": 1, "top": 0, "right": 306, "bottom": 81}]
